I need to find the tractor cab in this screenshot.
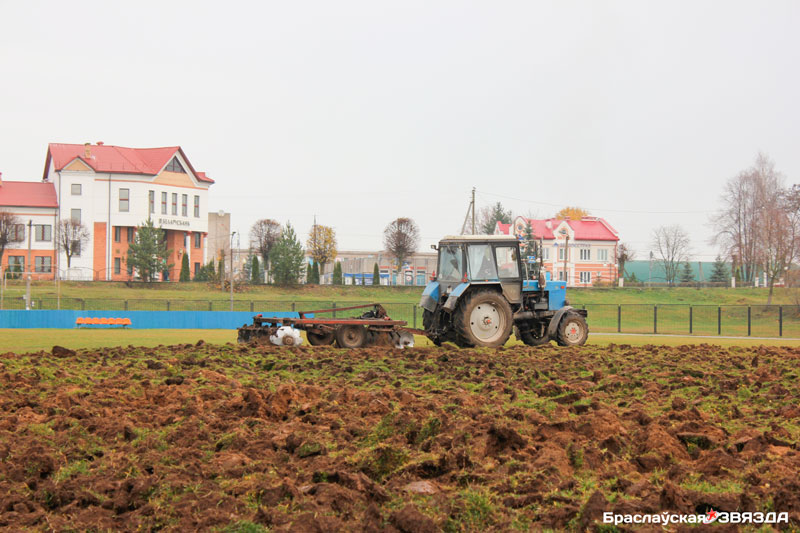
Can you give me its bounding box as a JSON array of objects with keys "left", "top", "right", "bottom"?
[{"left": 421, "top": 235, "right": 524, "bottom": 313}]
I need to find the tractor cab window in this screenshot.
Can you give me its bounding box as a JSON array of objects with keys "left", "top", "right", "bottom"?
[
  {"left": 467, "top": 244, "right": 498, "bottom": 281},
  {"left": 438, "top": 245, "right": 464, "bottom": 282},
  {"left": 495, "top": 246, "right": 520, "bottom": 279}
]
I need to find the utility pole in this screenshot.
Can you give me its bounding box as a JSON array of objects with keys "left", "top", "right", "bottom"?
[
  {"left": 230, "top": 231, "right": 236, "bottom": 312},
  {"left": 471, "top": 187, "right": 475, "bottom": 234},
  {"left": 460, "top": 187, "right": 476, "bottom": 235},
  {"left": 26, "top": 220, "right": 32, "bottom": 310}
]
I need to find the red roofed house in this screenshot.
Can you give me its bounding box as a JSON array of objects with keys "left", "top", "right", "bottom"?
[
  {"left": 43, "top": 142, "right": 214, "bottom": 280},
  {"left": 495, "top": 216, "right": 620, "bottom": 286},
  {"left": 0, "top": 172, "right": 59, "bottom": 280}
]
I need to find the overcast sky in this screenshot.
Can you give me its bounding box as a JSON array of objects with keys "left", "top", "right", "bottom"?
[{"left": 1, "top": 1, "right": 798, "bottom": 259}]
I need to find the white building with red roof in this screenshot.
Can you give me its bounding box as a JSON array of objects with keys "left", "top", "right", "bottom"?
[
  {"left": 43, "top": 142, "right": 214, "bottom": 281},
  {"left": 495, "top": 216, "right": 620, "bottom": 286},
  {"left": 0, "top": 172, "right": 59, "bottom": 280}
]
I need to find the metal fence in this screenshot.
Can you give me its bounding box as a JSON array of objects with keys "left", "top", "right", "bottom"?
[
  {"left": 2, "top": 297, "right": 799, "bottom": 338},
  {"left": 576, "top": 303, "right": 800, "bottom": 338}
]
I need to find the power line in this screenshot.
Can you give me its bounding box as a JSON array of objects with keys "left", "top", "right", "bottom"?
[{"left": 475, "top": 190, "right": 713, "bottom": 215}]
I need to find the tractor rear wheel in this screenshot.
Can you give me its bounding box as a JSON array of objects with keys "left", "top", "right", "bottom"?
[
  {"left": 454, "top": 290, "right": 513, "bottom": 348},
  {"left": 335, "top": 325, "right": 368, "bottom": 348},
  {"left": 556, "top": 312, "right": 589, "bottom": 346},
  {"left": 307, "top": 329, "right": 335, "bottom": 346}
]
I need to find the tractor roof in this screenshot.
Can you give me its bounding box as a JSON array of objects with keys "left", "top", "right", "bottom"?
[{"left": 439, "top": 235, "right": 519, "bottom": 243}]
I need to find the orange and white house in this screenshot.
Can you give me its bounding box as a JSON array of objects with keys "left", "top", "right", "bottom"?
[
  {"left": 43, "top": 142, "right": 214, "bottom": 281},
  {"left": 0, "top": 172, "right": 59, "bottom": 280},
  {"left": 495, "top": 216, "right": 620, "bottom": 286}
]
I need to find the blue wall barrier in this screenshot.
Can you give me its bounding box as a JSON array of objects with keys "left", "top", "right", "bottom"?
[{"left": 0, "top": 310, "right": 302, "bottom": 329}]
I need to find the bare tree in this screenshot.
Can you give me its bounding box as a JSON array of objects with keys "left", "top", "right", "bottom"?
[
  {"left": 383, "top": 217, "right": 420, "bottom": 285},
  {"left": 652, "top": 225, "right": 690, "bottom": 286},
  {"left": 57, "top": 219, "right": 90, "bottom": 270},
  {"left": 249, "top": 219, "right": 282, "bottom": 282},
  {"left": 762, "top": 183, "right": 800, "bottom": 303},
  {"left": 0, "top": 211, "right": 23, "bottom": 270},
  {"left": 616, "top": 242, "right": 635, "bottom": 280}
]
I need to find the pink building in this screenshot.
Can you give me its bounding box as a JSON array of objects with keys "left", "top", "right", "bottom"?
[{"left": 495, "top": 216, "right": 620, "bottom": 287}]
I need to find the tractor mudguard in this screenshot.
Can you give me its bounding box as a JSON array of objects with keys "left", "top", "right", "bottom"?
[
  {"left": 443, "top": 282, "right": 471, "bottom": 312},
  {"left": 547, "top": 306, "right": 574, "bottom": 338},
  {"left": 419, "top": 281, "right": 441, "bottom": 312}
]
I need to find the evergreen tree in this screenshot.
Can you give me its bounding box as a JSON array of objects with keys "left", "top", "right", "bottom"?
[
  {"left": 373, "top": 263, "right": 380, "bottom": 286},
  {"left": 269, "top": 222, "right": 305, "bottom": 286},
  {"left": 126, "top": 219, "right": 172, "bottom": 282},
  {"left": 179, "top": 253, "right": 190, "bottom": 282},
  {"left": 710, "top": 255, "right": 729, "bottom": 283},
  {"left": 680, "top": 261, "right": 694, "bottom": 283},
  {"left": 307, "top": 261, "right": 320, "bottom": 284},
  {"left": 333, "top": 262, "right": 343, "bottom": 285},
  {"left": 628, "top": 272, "right": 640, "bottom": 284},
  {"left": 251, "top": 256, "right": 261, "bottom": 284}
]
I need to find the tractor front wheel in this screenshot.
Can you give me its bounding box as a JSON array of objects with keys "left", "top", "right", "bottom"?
[
  {"left": 556, "top": 312, "right": 589, "bottom": 346},
  {"left": 455, "top": 290, "right": 513, "bottom": 348}
]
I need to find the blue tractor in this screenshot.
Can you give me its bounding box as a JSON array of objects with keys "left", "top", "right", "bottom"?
[{"left": 419, "top": 235, "right": 588, "bottom": 348}]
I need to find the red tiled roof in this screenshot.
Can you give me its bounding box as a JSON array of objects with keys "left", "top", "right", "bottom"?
[
  {"left": 0, "top": 180, "right": 58, "bottom": 208},
  {"left": 497, "top": 217, "right": 619, "bottom": 241},
  {"left": 44, "top": 143, "right": 214, "bottom": 184}
]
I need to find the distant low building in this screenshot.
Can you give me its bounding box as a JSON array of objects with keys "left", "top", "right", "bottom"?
[
  {"left": 495, "top": 216, "right": 620, "bottom": 287},
  {"left": 313, "top": 250, "right": 437, "bottom": 286}
]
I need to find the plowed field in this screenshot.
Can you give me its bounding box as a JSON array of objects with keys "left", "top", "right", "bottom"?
[{"left": 1, "top": 342, "right": 799, "bottom": 532}]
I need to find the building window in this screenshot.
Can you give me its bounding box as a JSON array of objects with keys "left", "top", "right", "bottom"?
[
  {"left": 12, "top": 224, "right": 25, "bottom": 242},
  {"left": 35, "top": 256, "right": 52, "bottom": 273},
  {"left": 161, "top": 192, "right": 167, "bottom": 214},
  {"left": 194, "top": 233, "right": 201, "bottom": 248},
  {"left": 580, "top": 271, "right": 592, "bottom": 284},
  {"left": 8, "top": 256, "right": 24, "bottom": 273},
  {"left": 542, "top": 247, "right": 550, "bottom": 260},
  {"left": 127, "top": 261, "right": 133, "bottom": 275},
  {"left": 558, "top": 247, "right": 565, "bottom": 261},
  {"left": 71, "top": 208, "right": 81, "bottom": 223},
  {"left": 557, "top": 270, "right": 567, "bottom": 281},
  {"left": 181, "top": 194, "right": 188, "bottom": 216},
  {"left": 127, "top": 227, "right": 134, "bottom": 243},
  {"left": 34, "top": 225, "right": 52, "bottom": 242},
  {"left": 149, "top": 190, "right": 155, "bottom": 214},
  {"left": 72, "top": 240, "right": 81, "bottom": 257},
  {"left": 194, "top": 262, "right": 200, "bottom": 277},
  {"left": 598, "top": 249, "right": 609, "bottom": 262},
  {"left": 165, "top": 157, "right": 186, "bottom": 173},
  {"left": 114, "top": 257, "right": 121, "bottom": 274},
  {"left": 114, "top": 226, "right": 121, "bottom": 242},
  {"left": 579, "top": 248, "right": 591, "bottom": 261},
  {"left": 119, "top": 188, "right": 130, "bottom": 212},
  {"left": 193, "top": 195, "right": 200, "bottom": 218},
  {"left": 171, "top": 193, "right": 178, "bottom": 215},
  {"left": 71, "top": 183, "right": 82, "bottom": 195}
]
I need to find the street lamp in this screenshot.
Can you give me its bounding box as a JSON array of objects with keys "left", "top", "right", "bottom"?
[{"left": 230, "top": 231, "right": 236, "bottom": 312}]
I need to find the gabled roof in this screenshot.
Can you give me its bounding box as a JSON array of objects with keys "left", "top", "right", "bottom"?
[
  {"left": 497, "top": 216, "right": 619, "bottom": 242},
  {"left": 0, "top": 180, "right": 58, "bottom": 208},
  {"left": 44, "top": 143, "right": 214, "bottom": 184}
]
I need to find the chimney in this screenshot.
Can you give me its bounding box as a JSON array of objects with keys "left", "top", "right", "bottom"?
[
  {"left": 97, "top": 141, "right": 104, "bottom": 146},
  {"left": 84, "top": 143, "right": 91, "bottom": 159}
]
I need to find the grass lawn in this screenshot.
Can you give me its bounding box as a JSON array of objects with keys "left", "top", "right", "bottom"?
[
  {"left": 1, "top": 280, "right": 798, "bottom": 308},
  {"left": 2, "top": 328, "right": 798, "bottom": 354}
]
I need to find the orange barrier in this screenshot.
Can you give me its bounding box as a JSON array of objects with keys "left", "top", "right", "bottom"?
[{"left": 75, "top": 317, "right": 132, "bottom": 328}]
